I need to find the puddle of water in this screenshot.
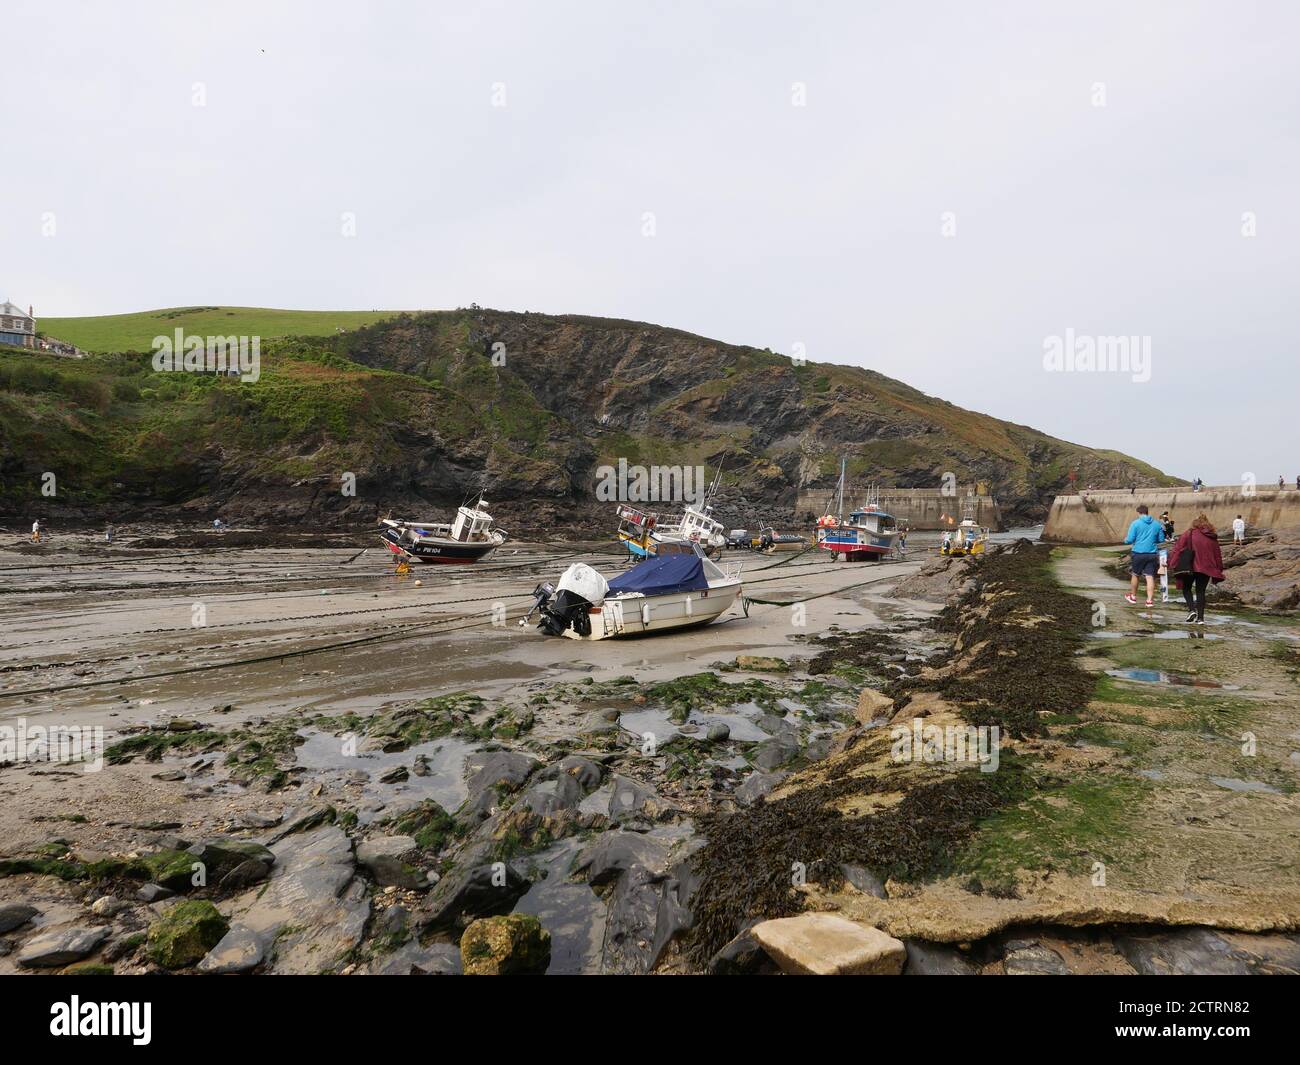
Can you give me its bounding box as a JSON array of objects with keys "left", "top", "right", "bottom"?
[
  {"left": 1090, "top": 629, "right": 1223, "bottom": 641},
  {"left": 1105, "top": 668, "right": 1240, "bottom": 690},
  {"left": 619, "top": 704, "right": 773, "bottom": 744},
  {"left": 1209, "top": 776, "right": 1282, "bottom": 795},
  {"left": 293, "top": 729, "right": 476, "bottom": 817}
]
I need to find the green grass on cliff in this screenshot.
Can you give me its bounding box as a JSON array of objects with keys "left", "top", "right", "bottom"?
[{"left": 38, "top": 306, "right": 412, "bottom": 353}]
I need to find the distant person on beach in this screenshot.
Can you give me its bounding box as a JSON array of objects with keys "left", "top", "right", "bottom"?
[
  {"left": 105, "top": 525, "right": 114, "bottom": 543},
  {"left": 30, "top": 519, "right": 40, "bottom": 543},
  {"left": 1232, "top": 514, "right": 1246, "bottom": 543},
  {"left": 1280, "top": 476, "right": 1286, "bottom": 489},
  {"left": 1160, "top": 511, "right": 1175, "bottom": 540},
  {"left": 1157, "top": 514, "right": 1173, "bottom": 603},
  {"left": 1192, "top": 477, "right": 1203, "bottom": 492},
  {"left": 1123, "top": 504, "right": 1162, "bottom": 607},
  {"left": 1171, "top": 514, "right": 1225, "bottom": 624}
]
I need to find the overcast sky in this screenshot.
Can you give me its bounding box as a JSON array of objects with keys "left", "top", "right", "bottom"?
[{"left": 3, "top": 0, "right": 1296, "bottom": 484}]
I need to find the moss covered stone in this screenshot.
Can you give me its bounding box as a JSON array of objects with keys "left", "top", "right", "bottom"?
[
  {"left": 460, "top": 913, "right": 551, "bottom": 975},
  {"left": 147, "top": 900, "right": 230, "bottom": 969}
]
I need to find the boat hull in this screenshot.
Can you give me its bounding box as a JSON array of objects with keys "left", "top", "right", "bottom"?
[
  {"left": 816, "top": 532, "right": 896, "bottom": 560},
  {"left": 381, "top": 530, "right": 500, "bottom": 564},
  {"left": 562, "top": 582, "right": 742, "bottom": 640}
]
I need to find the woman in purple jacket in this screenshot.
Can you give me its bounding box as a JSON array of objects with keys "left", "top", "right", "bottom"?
[{"left": 1170, "top": 514, "right": 1225, "bottom": 624}]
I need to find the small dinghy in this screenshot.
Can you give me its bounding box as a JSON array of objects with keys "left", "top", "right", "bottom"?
[
  {"left": 379, "top": 497, "right": 507, "bottom": 564},
  {"left": 524, "top": 543, "right": 743, "bottom": 640}
]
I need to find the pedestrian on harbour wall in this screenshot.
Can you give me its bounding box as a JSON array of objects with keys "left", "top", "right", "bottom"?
[
  {"left": 1123, "top": 504, "right": 1162, "bottom": 608},
  {"left": 1232, "top": 514, "right": 1246, "bottom": 543},
  {"left": 1170, "top": 514, "right": 1225, "bottom": 625}
]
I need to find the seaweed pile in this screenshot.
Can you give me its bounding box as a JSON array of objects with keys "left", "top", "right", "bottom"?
[
  {"left": 687, "top": 740, "right": 1035, "bottom": 964},
  {"left": 895, "top": 542, "right": 1096, "bottom": 737}
]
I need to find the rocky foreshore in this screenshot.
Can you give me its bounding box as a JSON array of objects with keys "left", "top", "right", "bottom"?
[{"left": 2, "top": 541, "right": 1298, "bottom": 975}]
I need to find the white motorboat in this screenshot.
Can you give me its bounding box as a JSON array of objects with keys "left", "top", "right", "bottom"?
[{"left": 525, "top": 542, "right": 744, "bottom": 640}]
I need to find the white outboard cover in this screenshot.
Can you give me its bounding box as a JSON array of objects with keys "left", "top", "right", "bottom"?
[{"left": 556, "top": 563, "right": 608, "bottom": 606}]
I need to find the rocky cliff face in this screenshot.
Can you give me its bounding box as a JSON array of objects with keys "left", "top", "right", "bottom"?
[
  {"left": 0, "top": 309, "right": 1177, "bottom": 529},
  {"left": 325, "top": 309, "right": 1177, "bottom": 525}
]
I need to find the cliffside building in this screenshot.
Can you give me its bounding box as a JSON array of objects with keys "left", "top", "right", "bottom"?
[{"left": 0, "top": 301, "right": 36, "bottom": 349}]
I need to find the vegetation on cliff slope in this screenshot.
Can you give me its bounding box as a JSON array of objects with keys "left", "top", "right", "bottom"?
[{"left": 1, "top": 307, "right": 1176, "bottom": 518}]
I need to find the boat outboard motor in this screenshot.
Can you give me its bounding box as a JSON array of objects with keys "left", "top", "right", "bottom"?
[
  {"left": 535, "top": 563, "right": 608, "bottom": 637},
  {"left": 520, "top": 582, "right": 555, "bottom": 627}
]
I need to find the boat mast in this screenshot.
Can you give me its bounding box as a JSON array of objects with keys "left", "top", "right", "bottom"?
[{"left": 836, "top": 456, "right": 846, "bottom": 521}]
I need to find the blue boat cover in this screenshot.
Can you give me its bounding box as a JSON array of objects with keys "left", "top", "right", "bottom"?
[{"left": 606, "top": 553, "right": 708, "bottom": 596}]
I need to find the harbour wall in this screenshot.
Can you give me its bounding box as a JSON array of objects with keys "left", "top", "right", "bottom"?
[
  {"left": 793, "top": 488, "right": 1003, "bottom": 531},
  {"left": 1042, "top": 487, "right": 1300, "bottom": 544}
]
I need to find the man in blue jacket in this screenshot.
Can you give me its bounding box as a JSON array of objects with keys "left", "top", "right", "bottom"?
[{"left": 1124, "top": 505, "right": 1163, "bottom": 606}]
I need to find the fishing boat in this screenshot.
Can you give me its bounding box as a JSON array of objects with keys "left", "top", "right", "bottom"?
[
  {"left": 941, "top": 500, "right": 989, "bottom": 556},
  {"left": 755, "top": 525, "right": 807, "bottom": 553},
  {"left": 614, "top": 468, "right": 727, "bottom": 558},
  {"left": 379, "top": 497, "right": 507, "bottom": 564},
  {"left": 815, "top": 459, "right": 900, "bottom": 561},
  {"left": 524, "top": 542, "right": 743, "bottom": 640}
]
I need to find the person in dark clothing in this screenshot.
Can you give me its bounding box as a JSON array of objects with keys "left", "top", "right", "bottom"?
[
  {"left": 1170, "top": 513, "right": 1225, "bottom": 624},
  {"left": 1160, "top": 511, "right": 1175, "bottom": 540}
]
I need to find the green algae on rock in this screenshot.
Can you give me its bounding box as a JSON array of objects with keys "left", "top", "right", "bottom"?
[{"left": 147, "top": 900, "right": 230, "bottom": 969}]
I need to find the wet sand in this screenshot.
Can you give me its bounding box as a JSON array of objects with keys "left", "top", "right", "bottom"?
[{"left": 0, "top": 534, "right": 922, "bottom": 842}]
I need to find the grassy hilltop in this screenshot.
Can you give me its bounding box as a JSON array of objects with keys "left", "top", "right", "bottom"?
[{"left": 39, "top": 306, "right": 412, "bottom": 353}]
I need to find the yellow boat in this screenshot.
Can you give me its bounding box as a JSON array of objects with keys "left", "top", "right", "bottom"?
[{"left": 942, "top": 518, "right": 989, "bottom": 556}]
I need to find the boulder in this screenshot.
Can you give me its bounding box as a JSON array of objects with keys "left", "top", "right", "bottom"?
[
  {"left": 608, "top": 774, "right": 678, "bottom": 825},
  {"left": 17, "top": 925, "right": 110, "bottom": 969},
  {"left": 750, "top": 914, "right": 906, "bottom": 975},
  {"left": 464, "top": 751, "right": 539, "bottom": 801},
  {"left": 0, "top": 902, "right": 39, "bottom": 934},
  {"left": 356, "top": 835, "right": 423, "bottom": 889},
  {"left": 197, "top": 924, "right": 265, "bottom": 974},
  {"left": 752, "top": 732, "right": 801, "bottom": 770},
  {"left": 1003, "top": 942, "right": 1070, "bottom": 975},
  {"left": 147, "top": 900, "right": 230, "bottom": 969},
  {"left": 90, "top": 896, "right": 130, "bottom": 918},
  {"left": 460, "top": 913, "right": 551, "bottom": 975},
  {"left": 187, "top": 839, "right": 276, "bottom": 882},
  {"left": 417, "top": 855, "right": 529, "bottom": 932},
  {"left": 218, "top": 859, "right": 271, "bottom": 891},
  {"left": 574, "top": 831, "right": 670, "bottom": 888},
  {"left": 735, "top": 769, "right": 787, "bottom": 805},
  {"left": 903, "top": 939, "right": 980, "bottom": 975}
]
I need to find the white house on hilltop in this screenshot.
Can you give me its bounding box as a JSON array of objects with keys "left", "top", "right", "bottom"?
[{"left": 0, "top": 301, "right": 36, "bottom": 349}]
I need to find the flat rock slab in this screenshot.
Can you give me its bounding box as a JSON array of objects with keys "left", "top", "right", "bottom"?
[
  {"left": 17, "top": 925, "right": 110, "bottom": 969},
  {"left": 224, "top": 825, "right": 368, "bottom": 974},
  {"left": 198, "top": 924, "right": 266, "bottom": 974},
  {"left": 0, "top": 903, "right": 39, "bottom": 934},
  {"left": 751, "top": 913, "right": 906, "bottom": 975}
]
